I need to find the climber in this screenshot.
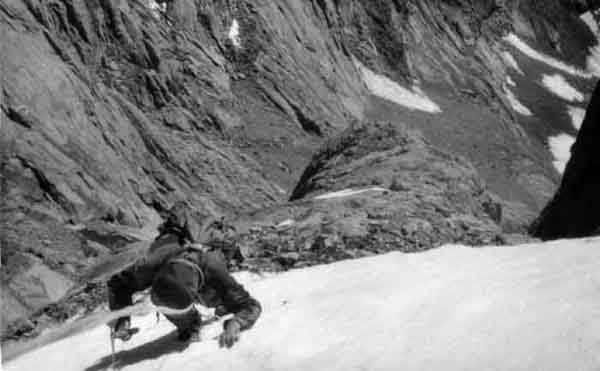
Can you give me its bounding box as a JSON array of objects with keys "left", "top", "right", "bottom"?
[
  {"left": 202, "top": 216, "right": 243, "bottom": 267},
  {"left": 107, "top": 202, "right": 261, "bottom": 347}
]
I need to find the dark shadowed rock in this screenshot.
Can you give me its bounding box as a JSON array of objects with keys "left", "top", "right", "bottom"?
[
  {"left": 564, "top": 0, "right": 600, "bottom": 14},
  {"left": 531, "top": 82, "right": 600, "bottom": 240}
]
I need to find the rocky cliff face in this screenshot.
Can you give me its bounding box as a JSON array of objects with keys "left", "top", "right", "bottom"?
[
  {"left": 1, "top": 0, "right": 598, "bottom": 340},
  {"left": 530, "top": 81, "right": 600, "bottom": 239}
]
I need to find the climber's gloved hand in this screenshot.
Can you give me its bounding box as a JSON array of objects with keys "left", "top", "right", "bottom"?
[
  {"left": 112, "top": 317, "right": 134, "bottom": 342},
  {"left": 219, "top": 319, "right": 241, "bottom": 348}
]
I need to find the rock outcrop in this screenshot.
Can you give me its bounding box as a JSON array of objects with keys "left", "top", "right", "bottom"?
[
  {"left": 531, "top": 81, "right": 600, "bottom": 239},
  {"left": 232, "top": 122, "right": 530, "bottom": 271}
]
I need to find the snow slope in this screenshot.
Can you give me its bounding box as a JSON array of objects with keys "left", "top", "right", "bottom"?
[
  {"left": 228, "top": 19, "right": 241, "bottom": 48},
  {"left": 356, "top": 61, "right": 441, "bottom": 113},
  {"left": 5, "top": 238, "right": 600, "bottom": 371},
  {"left": 505, "top": 88, "right": 532, "bottom": 116},
  {"left": 502, "top": 51, "right": 524, "bottom": 75},
  {"left": 313, "top": 187, "right": 388, "bottom": 200},
  {"left": 568, "top": 105, "right": 586, "bottom": 130},
  {"left": 548, "top": 133, "right": 576, "bottom": 173},
  {"left": 541, "top": 74, "right": 585, "bottom": 102},
  {"left": 581, "top": 12, "right": 600, "bottom": 77},
  {"left": 504, "top": 33, "right": 592, "bottom": 78}
]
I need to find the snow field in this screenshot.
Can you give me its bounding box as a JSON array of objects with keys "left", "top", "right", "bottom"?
[
  {"left": 506, "top": 76, "right": 516, "bottom": 87},
  {"left": 548, "top": 104, "right": 586, "bottom": 174},
  {"left": 147, "top": 0, "right": 166, "bottom": 19},
  {"left": 581, "top": 12, "right": 599, "bottom": 35},
  {"left": 505, "top": 88, "right": 532, "bottom": 116},
  {"left": 546, "top": 104, "right": 584, "bottom": 173},
  {"left": 581, "top": 12, "right": 600, "bottom": 76},
  {"left": 548, "top": 133, "right": 576, "bottom": 173},
  {"left": 313, "top": 187, "right": 388, "bottom": 200},
  {"left": 356, "top": 62, "right": 441, "bottom": 113},
  {"left": 541, "top": 74, "right": 585, "bottom": 102},
  {"left": 504, "top": 33, "right": 592, "bottom": 78},
  {"left": 568, "top": 105, "right": 586, "bottom": 130},
  {"left": 587, "top": 44, "right": 600, "bottom": 77},
  {"left": 6, "top": 238, "right": 600, "bottom": 371},
  {"left": 503, "top": 33, "right": 592, "bottom": 172},
  {"left": 502, "top": 51, "right": 524, "bottom": 75},
  {"left": 275, "top": 219, "right": 295, "bottom": 228},
  {"left": 228, "top": 19, "right": 241, "bottom": 48}
]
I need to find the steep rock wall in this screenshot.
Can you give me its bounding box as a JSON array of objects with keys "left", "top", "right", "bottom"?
[{"left": 530, "top": 81, "right": 600, "bottom": 239}]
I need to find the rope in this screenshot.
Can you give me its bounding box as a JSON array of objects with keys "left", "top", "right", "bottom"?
[{"left": 168, "top": 257, "right": 206, "bottom": 288}]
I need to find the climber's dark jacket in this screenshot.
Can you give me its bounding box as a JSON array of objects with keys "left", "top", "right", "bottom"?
[{"left": 107, "top": 232, "right": 261, "bottom": 330}]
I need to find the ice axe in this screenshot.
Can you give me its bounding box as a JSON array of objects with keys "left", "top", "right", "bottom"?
[
  {"left": 108, "top": 326, "right": 139, "bottom": 369},
  {"left": 109, "top": 301, "right": 221, "bottom": 369},
  {"left": 109, "top": 329, "right": 116, "bottom": 368}
]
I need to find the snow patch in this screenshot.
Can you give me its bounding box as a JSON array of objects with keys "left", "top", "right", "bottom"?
[
  {"left": 548, "top": 133, "right": 576, "bottom": 173},
  {"left": 501, "top": 51, "right": 524, "bottom": 75},
  {"left": 228, "top": 19, "right": 241, "bottom": 48},
  {"left": 541, "top": 74, "right": 585, "bottom": 102},
  {"left": 581, "top": 12, "right": 599, "bottom": 35},
  {"left": 568, "top": 106, "right": 586, "bottom": 130},
  {"left": 273, "top": 184, "right": 287, "bottom": 195},
  {"left": 581, "top": 12, "right": 600, "bottom": 77},
  {"left": 276, "top": 219, "right": 295, "bottom": 228},
  {"left": 356, "top": 62, "right": 441, "bottom": 113},
  {"left": 505, "top": 88, "right": 532, "bottom": 116},
  {"left": 314, "top": 187, "right": 388, "bottom": 200},
  {"left": 504, "top": 33, "right": 591, "bottom": 78},
  {"left": 506, "top": 76, "right": 516, "bottom": 87},
  {"left": 7, "top": 238, "right": 600, "bottom": 371},
  {"left": 586, "top": 45, "right": 600, "bottom": 77},
  {"left": 147, "top": 0, "right": 166, "bottom": 18}
]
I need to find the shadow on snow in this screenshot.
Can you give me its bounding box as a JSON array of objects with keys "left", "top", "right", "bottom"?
[{"left": 84, "top": 330, "right": 189, "bottom": 371}]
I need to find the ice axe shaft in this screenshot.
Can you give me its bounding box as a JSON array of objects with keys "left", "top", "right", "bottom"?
[
  {"left": 110, "top": 329, "right": 117, "bottom": 367},
  {"left": 109, "top": 327, "right": 139, "bottom": 368}
]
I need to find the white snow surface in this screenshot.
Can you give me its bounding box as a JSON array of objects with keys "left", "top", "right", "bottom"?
[
  {"left": 275, "top": 219, "right": 295, "bottom": 228},
  {"left": 568, "top": 105, "right": 586, "bottom": 130},
  {"left": 228, "top": 19, "right": 241, "bottom": 48},
  {"left": 587, "top": 44, "right": 600, "bottom": 77},
  {"left": 505, "top": 88, "right": 532, "bottom": 116},
  {"left": 6, "top": 238, "right": 600, "bottom": 371},
  {"left": 541, "top": 74, "right": 585, "bottom": 102},
  {"left": 501, "top": 51, "right": 524, "bottom": 75},
  {"left": 548, "top": 133, "right": 576, "bottom": 173},
  {"left": 506, "top": 76, "right": 516, "bottom": 87},
  {"left": 582, "top": 12, "right": 599, "bottom": 35},
  {"left": 147, "top": 0, "right": 166, "bottom": 18},
  {"left": 581, "top": 12, "right": 600, "bottom": 76},
  {"left": 313, "top": 187, "right": 388, "bottom": 200},
  {"left": 356, "top": 62, "right": 441, "bottom": 113},
  {"left": 504, "top": 33, "right": 592, "bottom": 78}
]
